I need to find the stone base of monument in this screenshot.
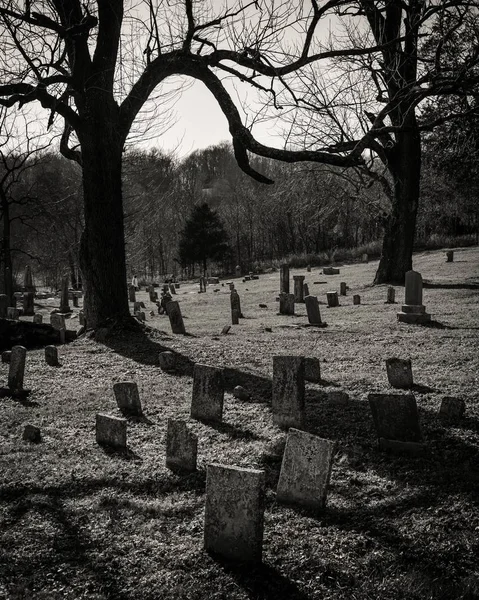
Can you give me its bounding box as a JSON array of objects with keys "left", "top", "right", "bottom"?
[
  {"left": 397, "top": 305, "right": 431, "bottom": 324},
  {"left": 378, "top": 438, "right": 427, "bottom": 457}
]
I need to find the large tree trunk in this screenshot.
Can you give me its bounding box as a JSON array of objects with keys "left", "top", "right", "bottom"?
[
  {"left": 0, "top": 190, "right": 13, "bottom": 304},
  {"left": 78, "top": 119, "right": 129, "bottom": 329},
  {"left": 374, "top": 118, "right": 421, "bottom": 285}
]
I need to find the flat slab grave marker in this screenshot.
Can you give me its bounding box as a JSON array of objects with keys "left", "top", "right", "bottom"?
[
  {"left": 166, "top": 419, "right": 198, "bottom": 472},
  {"left": 158, "top": 351, "right": 176, "bottom": 372},
  {"left": 8, "top": 346, "right": 27, "bottom": 391},
  {"left": 277, "top": 429, "right": 335, "bottom": 511},
  {"left": 304, "top": 295, "right": 322, "bottom": 325},
  {"left": 397, "top": 270, "right": 431, "bottom": 324},
  {"left": 204, "top": 464, "right": 265, "bottom": 562},
  {"left": 446, "top": 250, "right": 454, "bottom": 262},
  {"left": 113, "top": 382, "right": 142, "bottom": 417},
  {"left": 272, "top": 356, "right": 305, "bottom": 429},
  {"left": 191, "top": 364, "right": 224, "bottom": 422},
  {"left": 166, "top": 301, "right": 186, "bottom": 334},
  {"left": 96, "top": 413, "right": 127, "bottom": 449},
  {"left": 368, "top": 393, "right": 423, "bottom": 453},
  {"left": 386, "top": 358, "right": 413, "bottom": 389}
]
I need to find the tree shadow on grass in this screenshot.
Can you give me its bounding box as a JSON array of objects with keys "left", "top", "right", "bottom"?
[
  {"left": 423, "top": 281, "right": 479, "bottom": 290},
  {"left": 223, "top": 367, "right": 272, "bottom": 402},
  {"left": 98, "top": 444, "right": 143, "bottom": 462}
]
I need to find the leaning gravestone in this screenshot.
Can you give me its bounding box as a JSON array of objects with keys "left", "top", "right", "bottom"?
[
  {"left": 191, "top": 364, "right": 224, "bottom": 422},
  {"left": 23, "top": 292, "right": 35, "bottom": 316},
  {"left": 326, "top": 291, "right": 339, "bottom": 307},
  {"left": 204, "top": 463, "right": 265, "bottom": 562},
  {"left": 368, "top": 393, "right": 423, "bottom": 454},
  {"left": 45, "top": 345, "right": 59, "bottom": 366},
  {"left": 166, "top": 301, "right": 186, "bottom": 334},
  {"left": 113, "top": 382, "right": 142, "bottom": 417},
  {"left": 304, "top": 295, "right": 322, "bottom": 325},
  {"left": 95, "top": 413, "right": 127, "bottom": 449},
  {"left": 397, "top": 270, "right": 431, "bottom": 324},
  {"left": 279, "top": 292, "right": 295, "bottom": 315},
  {"left": 166, "top": 419, "right": 198, "bottom": 472},
  {"left": 293, "top": 275, "right": 305, "bottom": 303},
  {"left": 8, "top": 345, "right": 27, "bottom": 391},
  {"left": 272, "top": 356, "right": 305, "bottom": 429},
  {"left": 386, "top": 358, "right": 413, "bottom": 389},
  {"left": 439, "top": 396, "right": 465, "bottom": 420},
  {"left": 0, "top": 294, "right": 8, "bottom": 318},
  {"left": 277, "top": 429, "right": 335, "bottom": 510},
  {"left": 304, "top": 357, "right": 321, "bottom": 382},
  {"left": 280, "top": 264, "right": 290, "bottom": 294}
]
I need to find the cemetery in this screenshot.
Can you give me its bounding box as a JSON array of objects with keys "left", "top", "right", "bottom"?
[{"left": 0, "top": 247, "right": 478, "bottom": 599}]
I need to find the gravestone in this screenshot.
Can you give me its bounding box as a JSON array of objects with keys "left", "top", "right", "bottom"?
[
  {"left": 386, "top": 286, "right": 396, "bottom": 304},
  {"left": 368, "top": 393, "right": 422, "bottom": 447},
  {"left": 166, "top": 419, "right": 198, "bottom": 472},
  {"left": 8, "top": 345, "right": 26, "bottom": 391},
  {"left": 386, "top": 358, "right": 413, "bottom": 389},
  {"left": 166, "top": 301, "right": 186, "bottom": 334},
  {"left": 45, "top": 345, "right": 59, "bottom": 366},
  {"left": 169, "top": 283, "right": 176, "bottom": 295},
  {"left": 23, "top": 424, "right": 41, "bottom": 443},
  {"left": 235, "top": 265, "right": 241, "bottom": 277},
  {"left": 158, "top": 351, "right": 176, "bottom": 372},
  {"left": 397, "top": 270, "right": 431, "bottom": 324},
  {"left": 280, "top": 264, "right": 290, "bottom": 294},
  {"left": 191, "top": 364, "right": 224, "bottom": 422},
  {"left": 95, "top": 413, "right": 127, "bottom": 448},
  {"left": 33, "top": 314, "right": 43, "bottom": 324},
  {"left": 59, "top": 328, "right": 66, "bottom": 344},
  {"left": 272, "top": 356, "right": 305, "bottom": 429},
  {"left": 72, "top": 296, "right": 79, "bottom": 308},
  {"left": 353, "top": 294, "right": 361, "bottom": 305},
  {"left": 204, "top": 464, "right": 265, "bottom": 562},
  {"left": 304, "top": 357, "right": 321, "bottom": 382},
  {"left": 293, "top": 275, "right": 305, "bottom": 303},
  {"left": 323, "top": 267, "right": 340, "bottom": 275},
  {"left": 340, "top": 282, "right": 347, "bottom": 296},
  {"left": 24, "top": 265, "right": 35, "bottom": 293},
  {"left": 50, "top": 313, "right": 66, "bottom": 331},
  {"left": 0, "top": 294, "right": 7, "bottom": 318},
  {"left": 23, "top": 292, "right": 34, "bottom": 316},
  {"left": 230, "top": 290, "right": 242, "bottom": 318},
  {"left": 439, "top": 396, "right": 465, "bottom": 420},
  {"left": 277, "top": 429, "right": 335, "bottom": 510},
  {"left": 279, "top": 292, "right": 295, "bottom": 315},
  {"left": 221, "top": 325, "right": 231, "bottom": 335},
  {"left": 304, "top": 295, "right": 322, "bottom": 325},
  {"left": 303, "top": 283, "right": 310, "bottom": 297},
  {"left": 326, "top": 291, "right": 339, "bottom": 307},
  {"left": 231, "top": 308, "right": 240, "bottom": 325},
  {"left": 7, "top": 307, "right": 19, "bottom": 320},
  {"left": 362, "top": 253, "right": 368, "bottom": 263},
  {"left": 446, "top": 250, "right": 454, "bottom": 262},
  {"left": 307, "top": 264, "right": 311, "bottom": 272},
  {"left": 229, "top": 282, "right": 235, "bottom": 291},
  {"left": 128, "top": 285, "right": 136, "bottom": 302},
  {"left": 59, "top": 275, "right": 71, "bottom": 313},
  {"left": 113, "top": 382, "right": 142, "bottom": 416}
]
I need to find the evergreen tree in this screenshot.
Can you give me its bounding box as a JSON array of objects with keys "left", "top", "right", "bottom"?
[{"left": 179, "top": 203, "right": 230, "bottom": 274}]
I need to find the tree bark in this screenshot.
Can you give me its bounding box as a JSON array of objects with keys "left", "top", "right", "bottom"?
[{"left": 374, "top": 117, "right": 421, "bottom": 284}]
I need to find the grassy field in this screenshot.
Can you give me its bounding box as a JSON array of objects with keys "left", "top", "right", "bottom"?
[{"left": 1, "top": 247, "right": 478, "bottom": 600}]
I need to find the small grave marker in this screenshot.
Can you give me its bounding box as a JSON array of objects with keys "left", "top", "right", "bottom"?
[
  {"left": 368, "top": 393, "right": 423, "bottom": 447},
  {"left": 326, "top": 291, "right": 339, "bottom": 307},
  {"left": 439, "top": 396, "right": 465, "bottom": 420},
  {"left": 386, "top": 358, "right": 413, "bottom": 389},
  {"left": 166, "top": 419, "right": 198, "bottom": 472},
  {"left": 272, "top": 356, "right": 305, "bottom": 429},
  {"left": 353, "top": 294, "right": 361, "bottom": 305},
  {"left": 45, "top": 345, "right": 59, "bottom": 367},
  {"left": 166, "top": 301, "right": 186, "bottom": 334},
  {"left": 113, "top": 382, "right": 142, "bottom": 416},
  {"left": 96, "top": 413, "right": 127, "bottom": 448},
  {"left": 386, "top": 286, "right": 396, "bottom": 304},
  {"left": 191, "top": 364, "right": 224, "bottom": 422}
]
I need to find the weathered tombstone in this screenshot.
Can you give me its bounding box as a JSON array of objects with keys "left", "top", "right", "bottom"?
[
  {"left": 362, "top": 253, "right": 368, "bottom": 263},
  {"left": 59, "top": 275, "right": 71, "bottom": 313},
  {"left": 1, "top": 351, "right": 11, "bottom": 363},
  {"left": 23, "top": 424, "right": 41, "bottom": 443},
  {"left": 191, "top": 364, "right": 224, "bottom": 422},
  {"left": 7, "top": 307, "right": 19, "bottom": 320},
  {"left": 23, "top": 292, "right": 35, "bottom": 316},
  {"left": 0, "top": 294, "right": 8, "bottom": 318},
  {"left": 326, "top": 291, "right": 339, "bottom": 307},
  {"left": 386, "top": 358, "right": 413, "bottom": 389},
  {"left": 293, "top": 275, "right": 305, "bottom": 303},
  {"left": 24, "top": 265, "right": 35, "bottom": 293},
  {"left": 95, "top": 413, "right": 127, "bottom": 449},
  {"left": 166, "top": 301, "right": 186, "bottom": 334},
  {"left": 353, "top": 294, "right": 361, "bottom": 305},
  {"left": 204, "top": 463, "right": 265, "bottom": 562},
  {"left": 368, "top": 393, "right": 423, "bottom": 452},
  {"left": 386, "top": 286, "right": 396, "bottom": 304},
  {"left": 158, "top": 351, "right": 176, "bottom": 372},
  {"left": 446, "top": 250, "right": 454, "bottom": 262},
  {"left": 323, "top": 267, "right": 340, "bottom": 275},
  {"left": 230, "top": 289, "right": 242, "bottom": 318},
  {"left": 439, "top": 396, "right": 465, "bottom": 420},
  {"left": 113, "top": 382, "right": 142, "bottom": 417},
  {"left": 397, "top": 270, "right": 431, "bottom": 324},
  {"left": 306, "top": 264, "right": 311, "bottom": 272},
  {"left": 279, "top": 292, "right": 295, "bottom": 315},
  {"left": 272, "top": 356, "right": 305, "bottom": 429},
  {"left": 231, "top": 308, "right": 240, "bottom": 325},
  {"left": 50, "top": 313, "right": 66, "bottom": 330},
  {"left": 32, "top": 314, "right": 43, "bottom": 324},
  {"left": 304, "top": 357, "right": 321, "bottom": 382},
  {"left": 128, "top": 284, "right": 136, "bottom": 302},
  {"left": 45, "top": 345, "right": 59, "bottom": 367},
  {"left": 304, "top": 295, "right": 322, "bottom": 325},
  {"left": 277, "top": 429, "right": 335, "bottom": 510},
  {"left": 8, "top": 345, "right": 26, "bottom": 391},
  {"left": 166, "top": 419, "right": 198, "bottom": 472},
  {"left": 280, "top": 264, "right": 290, "bottom": 294},
  {"left": 303, "top": 283, "right": 310, "bottom": 297},
  {"left": 169, "top": 283, "right": 176, "bottom": 295}
]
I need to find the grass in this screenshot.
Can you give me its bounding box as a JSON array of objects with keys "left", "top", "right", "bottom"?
[{"left": 1, "top": 246, "right": 479, "bottom": 599}]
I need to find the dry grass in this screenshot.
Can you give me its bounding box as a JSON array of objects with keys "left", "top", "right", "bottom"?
[{"left": 1, "top": 247, "right": 478, "bottom": 600}]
